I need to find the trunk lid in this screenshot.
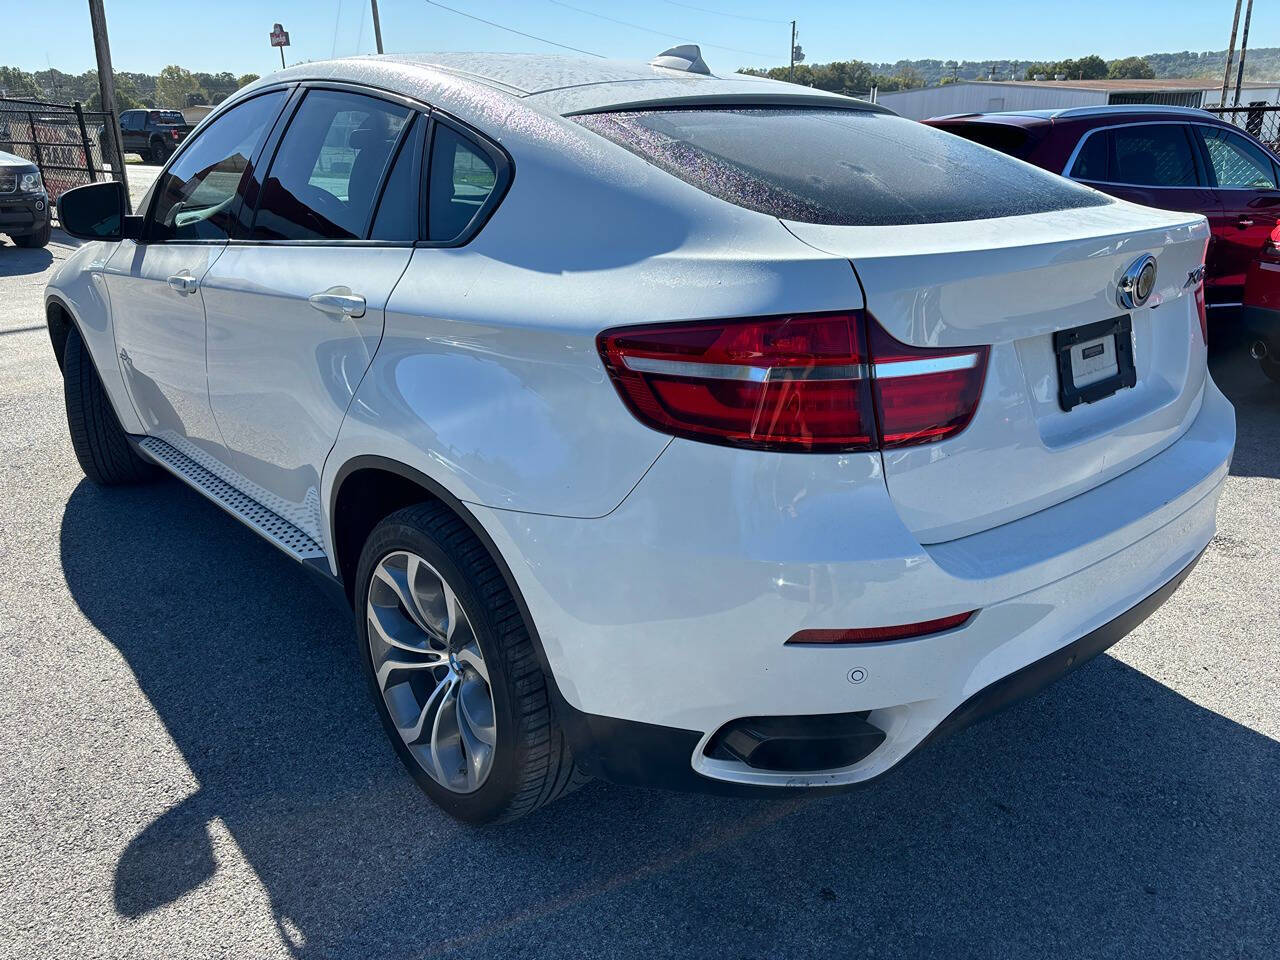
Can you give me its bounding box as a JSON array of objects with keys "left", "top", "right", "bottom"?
[{"left": 785, "top": 201, "right": 1211, "bottom": 543}]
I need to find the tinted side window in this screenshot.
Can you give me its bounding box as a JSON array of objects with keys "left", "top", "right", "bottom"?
[
  {"left": 1111, "top": 125, "right": 1197, "bottom": 187},
  {"left": 1200, "top": 127, "right": 1278, "bottom": 188},
  {"left": 369, "top": 116, "right": 422, "bottom": 241},
  {"left": 576, "top": 108, "right": 1109, "bottom": 226},
  {"left": 428, "top": 123, "right": 498, "bottom": 242},
  {"left": 252, "top": 89, "right": 411, "bottom": 241},
  {"left": 148, "top": 91, "right": 286, "bottom": 242},
  {"left": 1069, "top": 131, "right": 1109, "bottom": 181}
]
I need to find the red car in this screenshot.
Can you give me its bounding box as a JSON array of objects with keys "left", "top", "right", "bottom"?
[
  {"left": 1243, "top": 225, "right": 1280, "bottom": 381},
  {"left": 928, "top": 105, "right": 1280, "bottom": 367}
]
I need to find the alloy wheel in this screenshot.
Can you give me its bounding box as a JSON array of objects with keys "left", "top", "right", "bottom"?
[{"left": 366, "top": 550, "right": 497, "bottom": 792}]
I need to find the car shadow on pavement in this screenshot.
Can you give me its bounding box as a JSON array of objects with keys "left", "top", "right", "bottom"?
[
  {"left": 60, "top": 477, "right": 1279, "bottom": 959},
  {"left": 0, "top": 242, "right": 54, "bottom": 276}
]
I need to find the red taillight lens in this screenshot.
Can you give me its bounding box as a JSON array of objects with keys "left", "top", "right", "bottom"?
[
  {"left": 598, "top": 312, "right": 875, "bottom": 452},
  {"left": 868, "top": 323, "right": 989, "bottom": 448},
  {"left": 171, "top": 129, "right": 180, "bottom": 138},
  {"left": 598, "top": 311, "right": 988, "bottom": 453},
  {"left": 786, "top": 611, "right": 975, "bottom": 645},
  {"left": 1194, "top": 281, "right": 1208, "bottom": 345}
]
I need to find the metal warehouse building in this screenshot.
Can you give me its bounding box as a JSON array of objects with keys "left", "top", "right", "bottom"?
[{"left": 878, "top": 79, "right": 1280, "bottom": 121}]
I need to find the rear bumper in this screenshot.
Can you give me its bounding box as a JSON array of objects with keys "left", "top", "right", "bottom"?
[
  {"left": 476, "top": 376, "right": 1234, "bottom": 791},
  {"left": 556, "top": 545, "right": 1204, "bottom": 796}
]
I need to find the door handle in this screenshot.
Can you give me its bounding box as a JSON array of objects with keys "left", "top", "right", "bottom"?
[
  {"left": 308, "top": 287, "right": 366, "bottom": 319},
  {"left": 166, "top": 273, "right": 198, "bottom": 295}
]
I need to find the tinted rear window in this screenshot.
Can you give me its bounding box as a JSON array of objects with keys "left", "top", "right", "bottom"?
[
  {"left": 150, "top": 111, "right": 185, "bottom": 125},
  {"left": 937, "top": 122, "right": 1034, "bottom": 159},
  {"left": 575, "top": 108, "right": 1108, "bottom": 226}
]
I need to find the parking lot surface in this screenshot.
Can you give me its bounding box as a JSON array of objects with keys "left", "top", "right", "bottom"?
[{"left": 0, "top": 225, "right": 1277, "bottom": 959}]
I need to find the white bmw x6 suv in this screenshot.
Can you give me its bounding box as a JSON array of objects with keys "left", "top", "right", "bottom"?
[{"left": 47, "top": 50, "right": 1235, "bottom": 823}]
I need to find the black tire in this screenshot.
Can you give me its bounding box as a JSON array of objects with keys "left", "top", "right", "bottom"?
[
  {"left": 62, "top": 326, "right": 156, "bottom": 486},
  {"left": 355, "top": 503, "right": 587, "bottom": 824},
  {"left": 15, "top": 218, "right": 51, "bottom": 249},
  {"left": 1261, "top": 356, "right": 1280, "bottom": 384},
  {"left": 149, "top": 139, "right": 168, "bottom": 163}
]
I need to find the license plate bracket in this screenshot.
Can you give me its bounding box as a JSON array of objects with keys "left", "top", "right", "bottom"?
[{"left": 1053, "top": 315, "right": 1136, "bottom": 412}]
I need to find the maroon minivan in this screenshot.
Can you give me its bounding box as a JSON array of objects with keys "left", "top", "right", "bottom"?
[{"left": 927, "top": 105, "right": 1280, "bottom": 315}]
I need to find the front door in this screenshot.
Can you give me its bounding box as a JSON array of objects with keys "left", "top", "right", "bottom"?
[
  {"left": 202, "top": 88, "right": 418, "bottom": 542},
  {"left": 106, "top": 90, "right": 289, "bottom": 463},
  {"left": 1195, "top": 124, "right": 1280, "bottom": 303}
]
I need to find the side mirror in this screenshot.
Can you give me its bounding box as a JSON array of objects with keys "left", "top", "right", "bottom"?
[{"left": 57, "top": 181, "right": 143, "bottom": 241}]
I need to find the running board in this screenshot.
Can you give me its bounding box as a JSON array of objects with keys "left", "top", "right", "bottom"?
[{"left": 135, "top": 435, "right": 328, "bottom": 565}]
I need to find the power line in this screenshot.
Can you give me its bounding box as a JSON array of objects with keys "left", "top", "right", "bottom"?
[
  {"left": 661, "top": 0, "right": 787, "bottom": 25},
  {"left": 545, "top": 0, "right": 775, "bottom": 59},
  {"left": 422, "top": 0, "right": 606, "bottom": 57}
]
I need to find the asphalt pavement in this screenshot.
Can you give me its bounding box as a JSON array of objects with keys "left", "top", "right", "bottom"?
[{"left": 0, "top": 221, "right": 1276, "bottom": 959}]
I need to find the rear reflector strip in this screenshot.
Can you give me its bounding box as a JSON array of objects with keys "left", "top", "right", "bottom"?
[
  {"left": 786, "top": 611, "right": 976, "bottom": 645},
  {"left": 622, "top": 355, "right": 867, "bottom": 382},
  {"left": 872, "top": 354, "right": 980, "bottom": 379}
]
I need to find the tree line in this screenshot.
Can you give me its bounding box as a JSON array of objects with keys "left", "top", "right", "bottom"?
[
  {"left": 739, "top": 47, "right": 1280, "bottom": 95},
  {"left": 0, "top": 65, "right": 260, "bottom": 110}
]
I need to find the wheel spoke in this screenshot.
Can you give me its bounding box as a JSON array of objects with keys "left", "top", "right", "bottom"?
[
  {"left": 398, "top": 671, "right": 451, "bottom": 746},
  {"left": 458, "top": 677, "right": 497, "bottom": 747},
  {"left": 456, "top": 695, "right": 491, "bottom": 790},
  {"left": 455, "top": 641, "right": 489, "bottom": 684},
  {"left": 429, "top": 679, "right": 464, "bottom": 786},
  {"left": 375, "top": 649, "right": 449, "bottom": 688},
  {"left": 367, "top": 601, "right": 433, "bottom": 654}
]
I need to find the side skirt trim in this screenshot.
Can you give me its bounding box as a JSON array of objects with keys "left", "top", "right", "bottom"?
[{"left": 133, "top": 435, "right": 328, "bottom": 565}]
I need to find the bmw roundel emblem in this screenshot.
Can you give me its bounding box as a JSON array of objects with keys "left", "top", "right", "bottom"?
[{"left": 1117, "top": 254, "right": 1158, "bottom": 310}]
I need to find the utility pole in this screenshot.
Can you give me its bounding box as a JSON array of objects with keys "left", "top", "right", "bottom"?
[
  {"left": 1232, "top": 0, "right": 1254, "bottom": 107},
  {"left": 1221, "top": 0, "right": 1243, "bottom": 108},
  {"left": 371, "top": 0, "right": 384, "bottom": 55},
  {"left": 87, "top": 0, "right": 129, "bottom": 209},
  {"left": 789, "top": 20, "right": 796, "bottom": 83}
]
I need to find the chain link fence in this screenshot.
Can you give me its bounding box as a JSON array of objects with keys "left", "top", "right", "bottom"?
[
  {"left": 1204, "top": 104, "right": 1280, "bottom": 154},
  {"left": 0, "top": 97, "right": 124, "bottom": 201}
]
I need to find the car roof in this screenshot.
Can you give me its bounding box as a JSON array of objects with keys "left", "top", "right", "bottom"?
[
  {"left": 253, "top": 51, "right": 886, "bottom": 117},
  {"left": 930, "top": 104, "right": 1225, "bottom": 126}
]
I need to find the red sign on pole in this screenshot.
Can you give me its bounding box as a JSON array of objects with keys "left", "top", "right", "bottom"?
[{"left": 270, "top": 23, "right": 290, "bottom": 47}]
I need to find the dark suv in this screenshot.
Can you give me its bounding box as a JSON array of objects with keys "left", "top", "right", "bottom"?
[
  {"left": 0, "top": 149, "right": 51, "bottom": 248},
  {"left": 118, "top": 109, "right": 192, "bottom": 163},
  {"left": 928, "top": 105, "right": 1280, "bottom": 315}
]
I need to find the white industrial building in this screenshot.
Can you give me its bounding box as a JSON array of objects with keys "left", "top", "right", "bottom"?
[{"left": 878, "top": 78, "right": 1280, "bottom": 120}]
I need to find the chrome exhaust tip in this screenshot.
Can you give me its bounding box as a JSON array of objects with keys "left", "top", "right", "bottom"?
[{"left": 1250, "top": 340, "right": 1269, "bottom": 360}]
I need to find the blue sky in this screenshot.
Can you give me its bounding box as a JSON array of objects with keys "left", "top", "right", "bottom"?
[{"left": 1, "top": 0, "right": 1274, "bottom": 76}]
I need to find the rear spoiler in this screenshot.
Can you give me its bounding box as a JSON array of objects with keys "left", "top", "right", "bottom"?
[{"left": 564, "top": 92, "right": 894, "bottom": 117}]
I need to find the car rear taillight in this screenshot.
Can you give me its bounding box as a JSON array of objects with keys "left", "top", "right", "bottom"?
[
  {"left": 1194, "top": 280, "right": 1208, "bottom": 345},
  {"left": 867, "top": 322, "right": 988, "bottom": 448},
  {"left": 597, "top": 311, "right": 988, "bottom": 453},
  {"left": 171, "top": 129, "right": 180, "bottom": 139},
  {"left": 786, "top": 610, "right": 975, "bottom": 644}
]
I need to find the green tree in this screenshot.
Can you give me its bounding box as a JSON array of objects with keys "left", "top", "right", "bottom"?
[
  {"left": 237, "top": 73, "right": 260, "bottom": 88},
  {"left": 0, "top": 65, "right": 40, "bottom": 98},
  {"left": 83, "top": 70, "right": 144, "bottom": 111},
  {"left": 1108, "top": 56, "right": 1156, "bottom": 80},
  {"left": 154, "top": 64, "right": 200, "bottom": 109}
]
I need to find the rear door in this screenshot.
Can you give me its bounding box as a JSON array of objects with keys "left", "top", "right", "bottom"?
[
  {"left": 200, "top": 86, "right": 418, "bottom": 542},
  {"left": 1193, "top": 123, "right": 1280, "bottom": 302}
]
